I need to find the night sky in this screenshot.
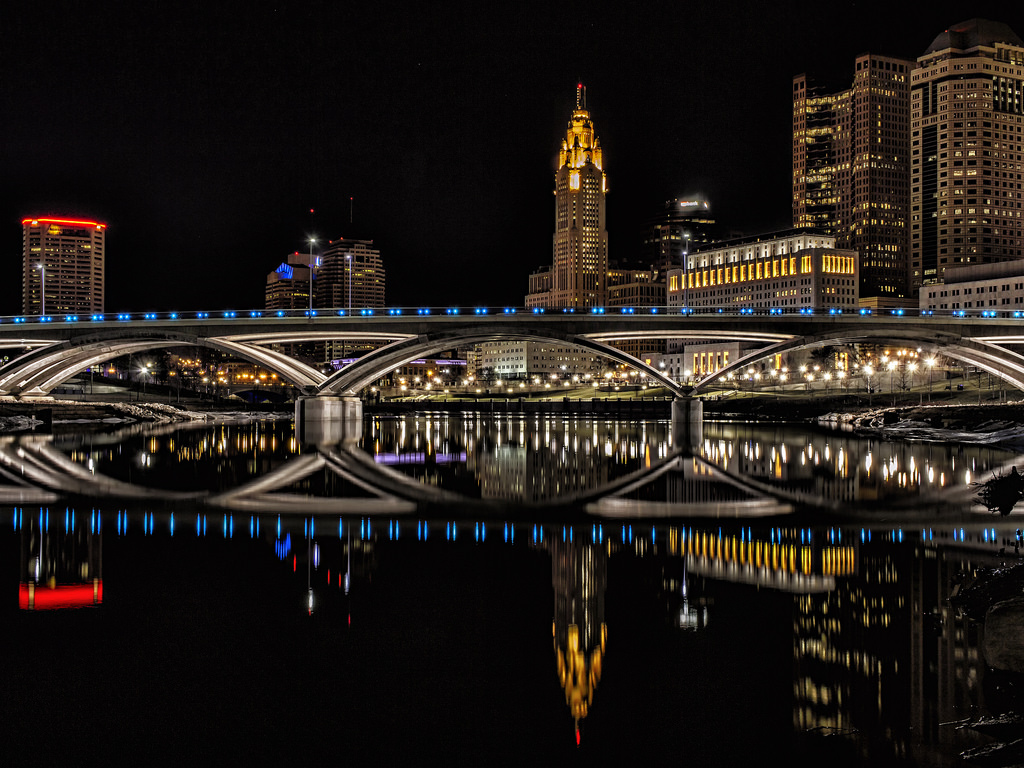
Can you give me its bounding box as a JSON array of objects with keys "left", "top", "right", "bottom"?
[{"left": 3, "top": 0, "right": 1023, "bottom": 312}]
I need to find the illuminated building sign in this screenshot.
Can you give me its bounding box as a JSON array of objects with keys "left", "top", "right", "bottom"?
[
  {"left": 22, "top": 217, "right": 106, "bottom": 230},
  {"left": 19, "top": 580, "right": 103, "bottom": 610}
]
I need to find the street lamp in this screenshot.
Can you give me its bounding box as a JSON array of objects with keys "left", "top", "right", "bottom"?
[
  {"left": 35, "top": 263, "right": 45, "bottom": 316},
  {"left": 888, "top": 359, "right": 898, "bottom": 406},
  {"left": 682, "top": 233, "right": 691, "bottom": 310},
  {"left": 926, "top": 356, "right": 936, "bottom": 402},
  {"left": 308, "top": 236, "right": 317, "bottom": 314},
  {"left": 346, "top": 253, "right": 352, "bottom": 312}
]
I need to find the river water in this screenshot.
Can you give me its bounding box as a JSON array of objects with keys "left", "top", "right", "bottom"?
[{"left": 4, "top": 412, "right": 1024, "bottom": 766}]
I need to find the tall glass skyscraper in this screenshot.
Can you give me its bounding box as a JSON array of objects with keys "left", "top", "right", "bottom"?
[
  {"left": 793, "top": 53, "right": 912, "bottom": 305},
  {"left": 910, "top": 19, "right": 1024, "bottom": 291}
]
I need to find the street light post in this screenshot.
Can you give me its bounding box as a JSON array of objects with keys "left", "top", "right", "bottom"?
[
  {"left": 347, "top": 253, "right": 352, "bottom": 312},
  {"left": 308, "top": 236, "right": 317, "bottom": 315},
  {"left": 35, "top": 264, "right": 45, "bottom": 316},
  {"left": 682, "top": 233, "right": 691, "bottom": 310}
]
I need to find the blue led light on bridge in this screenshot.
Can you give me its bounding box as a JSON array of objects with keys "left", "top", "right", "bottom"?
[
  {"left": 800, "top": 307, "right": 813, "bottom": 315},
  {"left": 982, "top": 310, "right": 997, "bottom": 318},
  {"left": 590, "top": 307, "right": 605, "bottom": 314},
  {"left": 388, "top": 308, "right": 402, "bottom": 315},
  {"left": 620, "top": 307, "right": 634, "bottom": 314},
  {"left": 222, "top": 311, "right": 236, "bottom": 318},
  {"left": 503, "top": 308, "right": 516, "bottom": 314},
  {"left": 828, "top": 308, "right": 843, "bottom": 315},
  {"left": 739, "top": 307, "right": 753, "bottom": 315},
  {"left": 474, "top": 308, "right": 488, "bottom": 315},
  {"left": 562, "top": 307, "right": 575, "bottom": 313},
  {"left": 169, "top": 312, "right": 178, "bottom": 319},
  {"left": 196, "top": 312, "right": 208, "bottom": 319},
  {"left": 249, "top": 311, "right": 262, "bottom": 318},
  {"left": 91, "top": 314, "right": 104, "bottom": 321},
  {"left": 65, "top": 315, "right": 79, "bottom": 322},
  {"left": 858, "top": 308, "right": 872, "bottom": 315},
  {"left": 532, "top": 307, "right": 545, "bottom": 314},
  {"left": 360, "top": 309, "right": 374, "bottom": 316},
  {"left": 891, "top": 308, "right": 905, "bottom": 316},
  {"left": 416, "top": 308, "right": 431, "bottom": 315},
  {"left": 445, "top": 308, "right": 460, "bottom": 315},
  {"left": 117, "top": 313, "right": 130, "bottom": 321},
  {"left": 276, "top": 310, "right": 286, "bottom": 317}
]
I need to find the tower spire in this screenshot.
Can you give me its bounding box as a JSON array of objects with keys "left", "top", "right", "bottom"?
[{"left": 576, "top": 82, "right": 585, "bottom": 110}]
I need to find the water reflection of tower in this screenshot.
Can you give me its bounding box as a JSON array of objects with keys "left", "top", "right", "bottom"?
[
  {"left": 549, "top": 534, "right": 607, "bottom": 741},
  {"left": 18, "top": 509, "right": 103, "bottom": 610},
  {"left": 476, "top": 418, "right": 610, "bottom": 502}
]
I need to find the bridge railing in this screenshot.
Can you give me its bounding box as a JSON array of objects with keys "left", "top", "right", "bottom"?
[{"left": 2, "top": 305, "right": 1023, "bottom": 326}]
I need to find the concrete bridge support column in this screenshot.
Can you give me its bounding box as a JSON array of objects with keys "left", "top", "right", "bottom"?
[
  {"left": 295, "top": 396, "right": 363, "bottom": 446},
  {"left": 671, "top": 397, "right": 703, "bottom": 451}
]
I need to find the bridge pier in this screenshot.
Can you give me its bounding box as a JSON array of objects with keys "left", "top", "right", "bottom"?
[
  {"left": 295, "top": 396, "right": 363, "bottom": 445},
  {"left": 671, "top": 397, "right": 703, "bottom": 450}
]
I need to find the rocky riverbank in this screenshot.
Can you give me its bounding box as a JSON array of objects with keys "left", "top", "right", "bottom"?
[
  {"left": 819, "top": 402, "right": 1024, "bottom": 448},
  {"left": 0, "top": 398, "right": 290, "bottom": 433}
]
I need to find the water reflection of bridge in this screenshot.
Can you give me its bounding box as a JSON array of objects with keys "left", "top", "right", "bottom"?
[
  {"left": 0, "top": 430, "right": 798, "bottom": 517},
  {"left": 2, "top": 410, "right": 1014, "bottom": 518}
]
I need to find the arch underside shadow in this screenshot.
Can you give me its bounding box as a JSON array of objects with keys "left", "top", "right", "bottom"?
[
  {"left": 0, "top": 332, "right": 328, "bottom": 397},
  {"left": 319, "top": 328, "right": 686, "bottom": 397},
  {"left": 689, "top": 328, "right": 1024, "bottom": 394}
]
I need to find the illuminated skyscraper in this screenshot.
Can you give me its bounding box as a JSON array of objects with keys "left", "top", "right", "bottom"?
[
  {"left": 317, "top": 238, "right": 385, "bottom": 310},
  {"left": 793, "top": 53, "right": 912, "bottom": 305},
  {"left": 22, "top": 217, "right": 106, "bottom": 315},
  {"left": 639, "top": 195, "right": 717, "bottom": 273},
  {"left": 548, "top": 84, "right": 609, "bottom": 308},
  {"left": 910, "top": 19, "right": 1024, "bottom": 291}
]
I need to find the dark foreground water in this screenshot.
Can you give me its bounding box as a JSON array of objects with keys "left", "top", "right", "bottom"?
[{"left": 4, "top": 414, "right": 1024, "bottom": 766}]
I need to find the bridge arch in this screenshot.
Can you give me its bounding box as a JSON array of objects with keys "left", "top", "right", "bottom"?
[
  {"left": 689, "top": 327, "right": 1024, "bottom": 394},
  {"left": 0, "top": 331, "right": 326, "bottom": 397},
  {"left": 319, "top": 326, "right": 687, "bottom": 397}
]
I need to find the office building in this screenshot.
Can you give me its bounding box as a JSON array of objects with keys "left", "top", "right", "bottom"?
[
  {"left": 475, "top": 341, "right": 602, "bottom": 381},
  {"left": 639, "top": 195, "right": 718, "bottom": 273},
  {"left": 22, "top": 217, "right": 106, "bottom": 315},
  {"left": 606, "top": 268, "right": 665, "bottom": 360},
  {"left": 317, "top": 238, "right": 385, "bottom": 310},
  {"left": 265, "top": 256, "right": 315, "bottom": 311},
  {"left": 662, "top": 230, "right": 858, "bottom": 380},
  {"left": 530, "top": 84, "right": 609, "bottom": 308},
  {"left": 919, "top": 259, "right": 1024, "bottom": 311},
  {"left": 793, "top": 53, "right": 912, "bottom": 305},
  {"left": 911, "top": 19, "right": 1024, "bottom": 292}
]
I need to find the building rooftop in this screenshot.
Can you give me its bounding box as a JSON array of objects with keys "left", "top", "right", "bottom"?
[{"left": 923, "top": 18, "right": 1023, "bottom": 56}]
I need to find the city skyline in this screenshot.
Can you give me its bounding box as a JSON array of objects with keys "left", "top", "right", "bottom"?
[{"left": 4, "top": 2, "right": 1022, "bottom": 312}]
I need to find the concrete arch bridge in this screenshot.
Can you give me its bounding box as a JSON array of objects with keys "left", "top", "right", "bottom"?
[{"left": 0, "top": 307, "right": 1022, "bottom": 418}]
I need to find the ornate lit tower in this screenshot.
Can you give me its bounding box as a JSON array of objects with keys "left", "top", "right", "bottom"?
[{"left": 550, "top": 84, "right": 609, "bottom": 308}]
